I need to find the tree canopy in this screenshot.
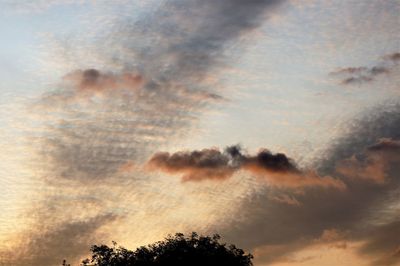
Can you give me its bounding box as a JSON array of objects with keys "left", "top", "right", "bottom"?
[{"left": 76, "top": 232, "right": 253, "bottom": 266}]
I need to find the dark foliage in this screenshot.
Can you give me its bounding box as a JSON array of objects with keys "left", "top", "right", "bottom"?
[{"left": 73, "top": 232, "right": 253, "bottom": 266}]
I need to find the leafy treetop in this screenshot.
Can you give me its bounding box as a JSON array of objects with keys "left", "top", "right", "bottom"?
[{"left": 73, "top": 232, "right": 253, "bottom": 266}]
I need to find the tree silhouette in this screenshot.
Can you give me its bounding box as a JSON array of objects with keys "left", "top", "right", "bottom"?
[{"left": 75, "top": 232, "right": 253, "bottom": 266}]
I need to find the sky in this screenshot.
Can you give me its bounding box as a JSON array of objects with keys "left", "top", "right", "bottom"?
[{"left": 0, "top": 0, "right": 399, "bottom": 265}]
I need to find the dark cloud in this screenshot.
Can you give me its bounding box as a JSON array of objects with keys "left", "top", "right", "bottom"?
[
  {"left": 219, "top": 104, "right": 400, "bottom": 265},
  {"left": 341, "top": 75, "right": 373, "bottom": 85},
  {"left": 383, "top": 52, "right": 400, "bottom": 63},
  {"left": 147, "top": 148, "right": 235, "bottom": 181},
  {"left": 368, "top": 138, "right": 400, "bottom": 151},
  {"left": 148, "top": 145, "right": 345, "bottom": 189},
  {"left": 317, "top": 103, "right": 400, "bottom": 174},
  {"left": 330, "top": 52, "right": 398, "bottom": 85},
  {"left": 370, "top": 66, "right": 390, "bottom": 75},
  {"left": 127, "top": 0, "right": 283, "bottom": 81},
  {"left": 333, "top": 67, "right": 368, "bottom": 75},
  {"left": 242, "top": 149, "right": 299, "bottom": 173},
  {"left": 147, "top": 146, "right": 299, "bottom": 181},
  {"left": 331, "top": 66, "right": 389, "bottom": 85}
]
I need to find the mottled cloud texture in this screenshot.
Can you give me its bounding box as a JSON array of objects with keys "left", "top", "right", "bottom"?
[
  {"left": 35, "top": 0, "right": 284, "bottom": 182},
  {"left": 3, "top": 1, "right": 400, "bottom": 266},
  {"left": 330, "top": 52, "right": 399, "bottom": 85},
  {"left": 220, "top": 104, "right": 400, "bottom": 266},
  {"left": 15, "top": 0, "right": 287, "bottom": 265},
  {"left": 1, "top": 214, "right": 116, "bottom": 266},
  {"left": 148, "top": 145, "right": 345, "bottom": 189}
]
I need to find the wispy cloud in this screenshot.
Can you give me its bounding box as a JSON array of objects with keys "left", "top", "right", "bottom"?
[{"left": 330, "top": 52, "right": 399, "bottom": 85}]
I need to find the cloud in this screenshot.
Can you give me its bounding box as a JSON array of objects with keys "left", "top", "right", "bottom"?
[
  {"left": 131, "top": 0, "right": 283, "bottom": 81},
  {"left": 17, "top": 2, "right": 398, "bottom": 265},
  {"left": 331, "top": 66, "right": 389, "bottom": 85},
  {"left": 219, "top": 104, "right": 400, "bottom": 266},
  {"left": 252, "top": 240, "right": 312, "bottom": 265},
  {"left": 147, "top": 148, "right": 235, "bottom": 181},
  {"left": 147, "top": 145, "right": 345, "bottom": 189},
  {"left": 268, "top": 193, "right": 301, "bottom": 206},
  {"left": 254, "top": 228, "right": 349, "bottom": 265},
  {"left": 368, "top": 138, "right": 400, "bottom": 151},
  {"left": 32, "top": 0, "right": 286, "bottom": 182},
  {"left": 64, "top": 69, "right": 144, "bottom": 93},
  {"left": 2, "top": 214, "right": 116, "bottom": 266},
  {"left": 358, "top": 221, "right": 400, "bottom": 266},
  {"left": 336, "top": 138, "right": 400, "bottom": 184},
  {"left": 330, "top": 52, "right": 398, "bottom": 85},
  {"left": 317, "top": 103, "right": 400, "bottom": 175},
  {"left": 383, "top": 52, "right": 400, "bottom": 63},
  {"left": 11, "top": 1, "right": 288, "bottom": 265},
  {"left": 13, "top": 1, "right": 400, "bottom": 266}
]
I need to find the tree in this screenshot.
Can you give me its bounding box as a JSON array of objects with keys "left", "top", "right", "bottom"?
[{"left": 78, "top": 232, "right": 253, "bottom": 266}]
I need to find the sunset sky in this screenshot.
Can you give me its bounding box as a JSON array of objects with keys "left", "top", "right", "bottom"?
[{"left": 0, "top": 1, "right": 399, "bottom": 265}]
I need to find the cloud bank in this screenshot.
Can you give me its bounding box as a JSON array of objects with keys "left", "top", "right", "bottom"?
[{"left": 220, "top": 104, "right": 400, "bottom": 266}]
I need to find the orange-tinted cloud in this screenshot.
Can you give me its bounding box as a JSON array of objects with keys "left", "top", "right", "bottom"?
[
  {"left": 336, "top": 138, "right": 400, "bottom": 184},
  {"left": 64, "top": 69, "right": 144, "bottom": 93},
  {"left": 147, "top": 148, "right": 236, "bottom": 181},
  {"left": 147, "top": 145, "right": 345, "bottom": 189}
]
